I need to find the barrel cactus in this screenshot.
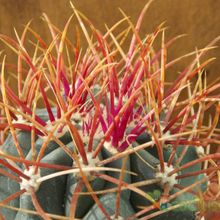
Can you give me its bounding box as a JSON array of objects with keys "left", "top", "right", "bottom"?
[{"left": 0, "top": 1, "right": 219, "bottom": 220}]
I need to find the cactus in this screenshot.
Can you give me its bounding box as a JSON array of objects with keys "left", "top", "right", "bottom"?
[{"left": 0, "top": 1, "right": 219, "bottom": 219}]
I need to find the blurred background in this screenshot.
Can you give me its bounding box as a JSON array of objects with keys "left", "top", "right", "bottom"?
[
  {"left": 0, "top": 0, "right": 219, "bottom": 82},
  {"left": 0, "top": 0, "right": 219, "bottom": 120}
]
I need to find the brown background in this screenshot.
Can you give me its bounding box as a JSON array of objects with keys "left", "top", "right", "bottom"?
[{"left": 0, "top": 0, "right": 219, "bottom": 85}]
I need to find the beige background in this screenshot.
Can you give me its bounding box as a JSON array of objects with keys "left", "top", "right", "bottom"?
[{"left": 0, "top": 0, "right": 219, "bottom": 86}]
